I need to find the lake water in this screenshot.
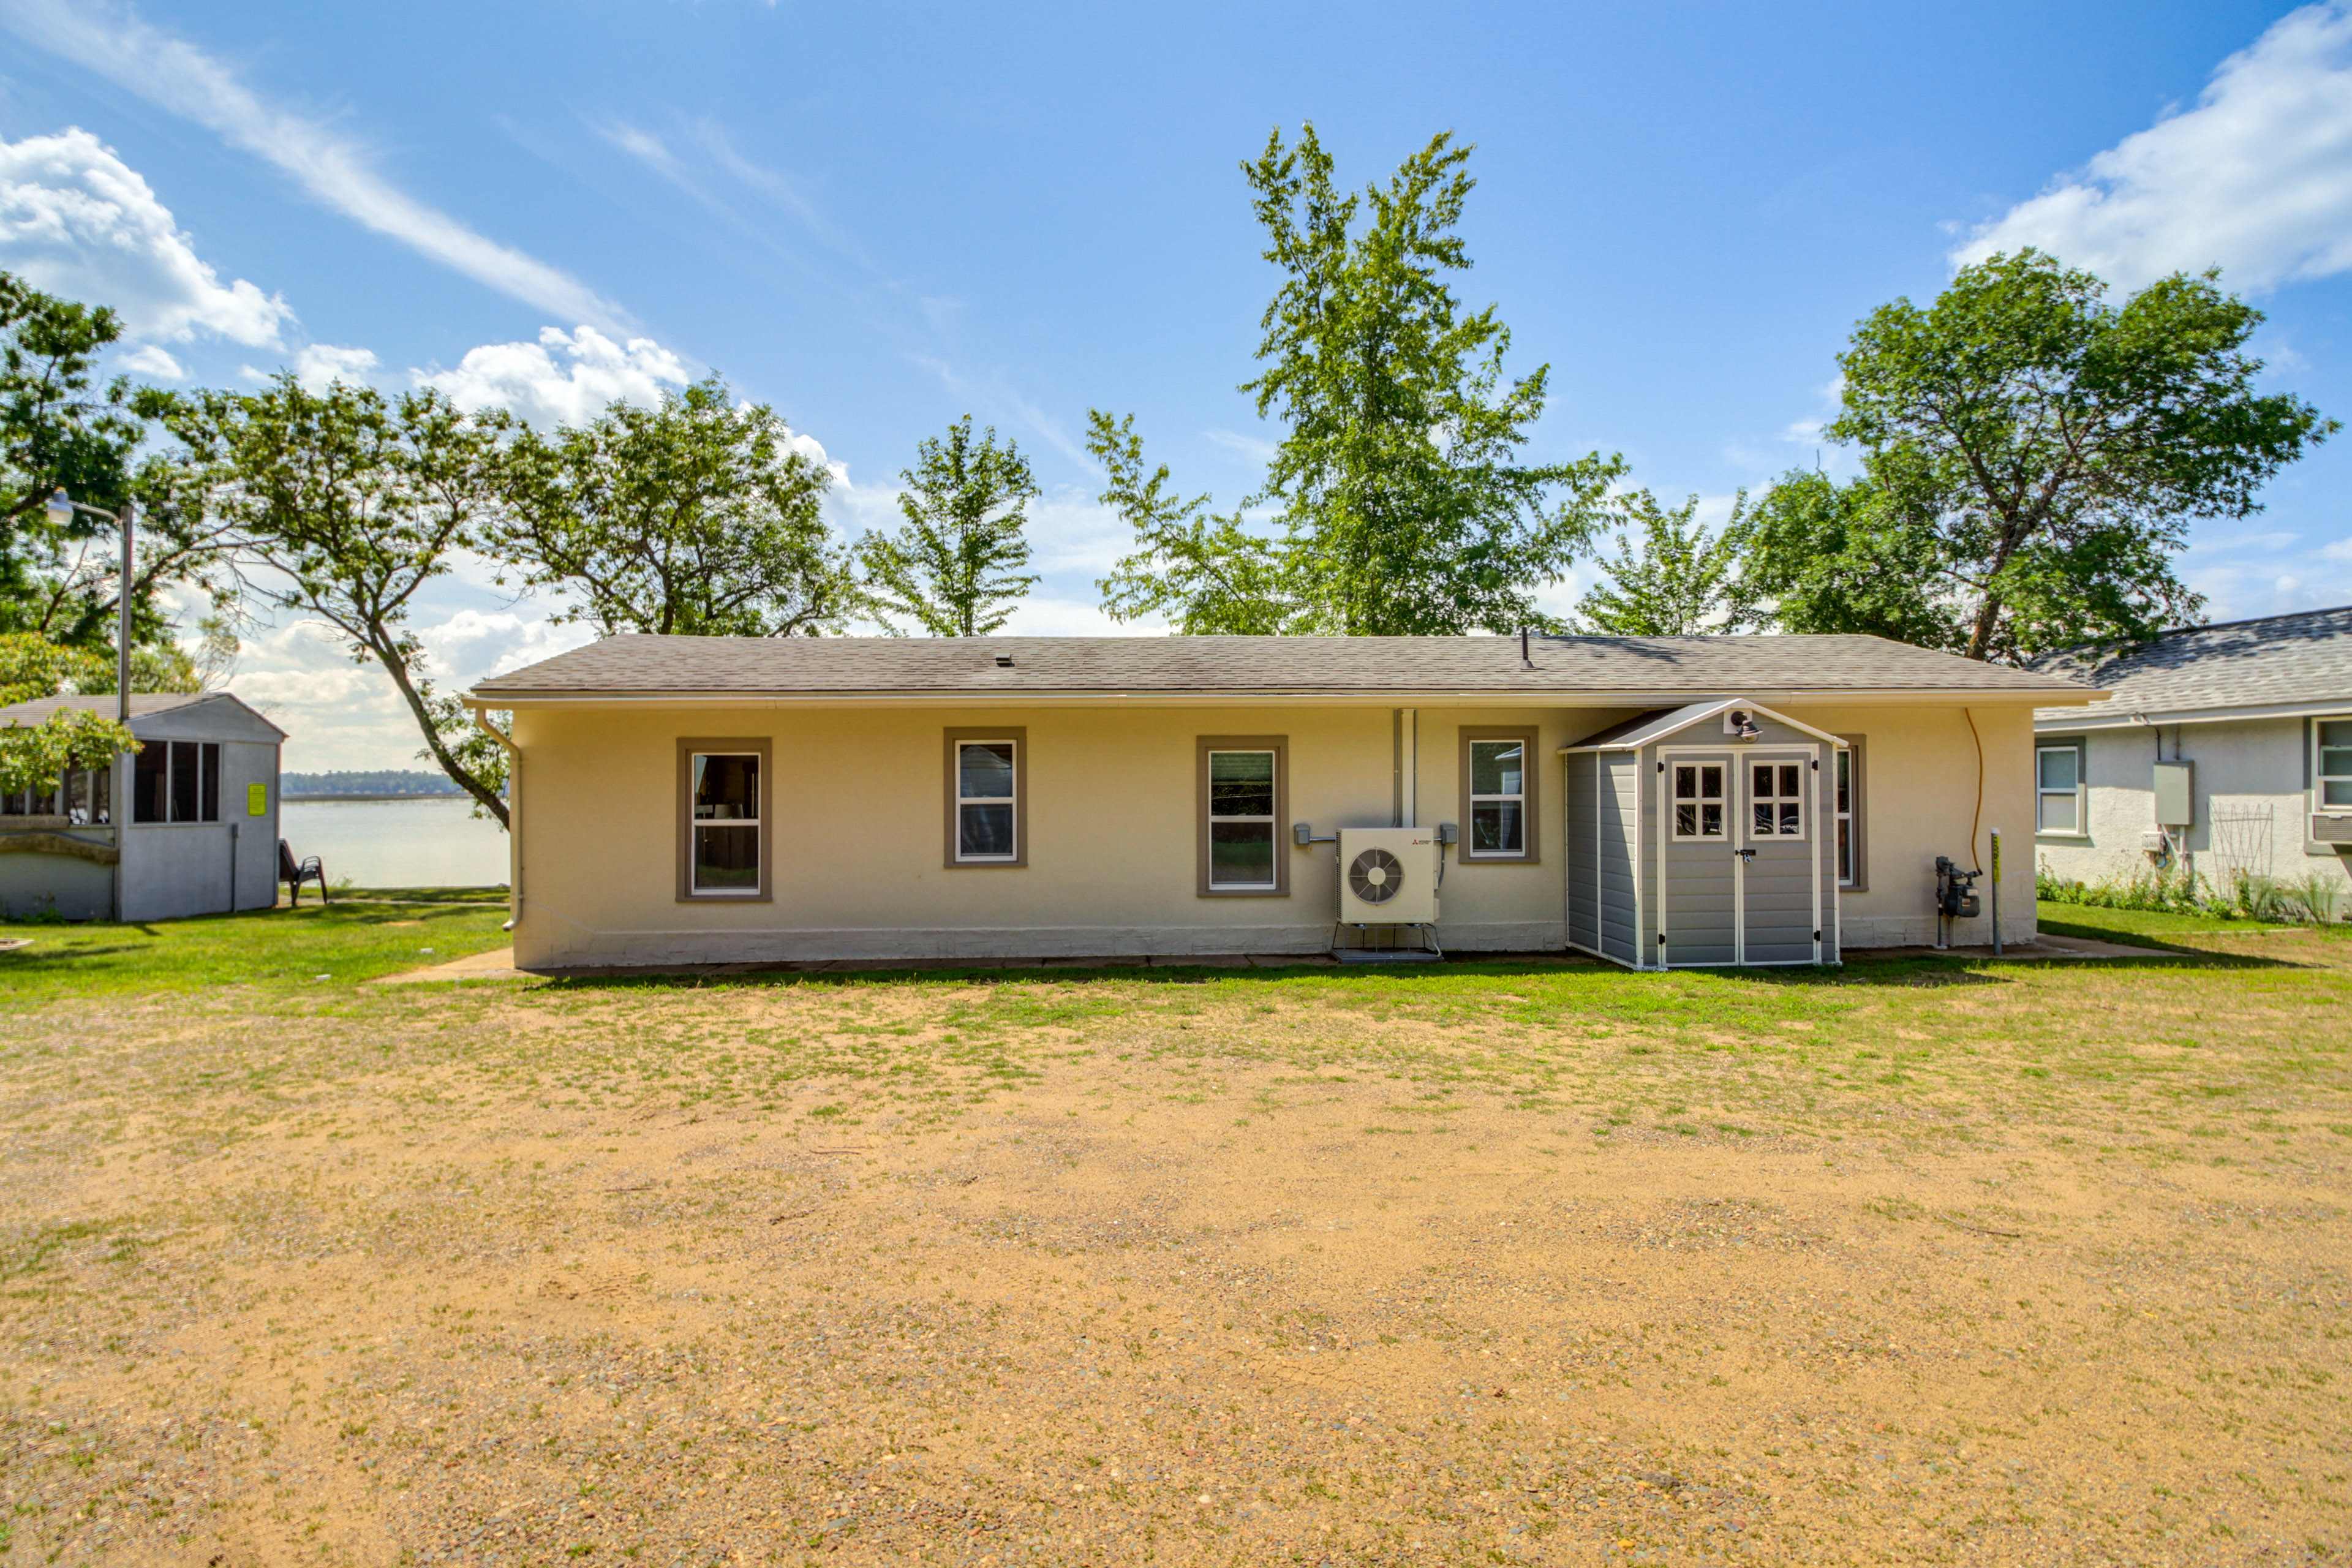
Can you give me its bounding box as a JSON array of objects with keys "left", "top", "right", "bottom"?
[{"left": 279, "top": 797, "right": 511, "bottom": 889}]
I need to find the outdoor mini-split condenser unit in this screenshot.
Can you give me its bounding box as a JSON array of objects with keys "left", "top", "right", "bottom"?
[{"left": 1336, "top": 826, "right": 1441, "bottom": 925}]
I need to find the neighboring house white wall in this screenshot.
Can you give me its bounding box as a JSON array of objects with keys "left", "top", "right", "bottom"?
[{"left": 2034, "top": 716, "right": 2352, "bottom": 911}]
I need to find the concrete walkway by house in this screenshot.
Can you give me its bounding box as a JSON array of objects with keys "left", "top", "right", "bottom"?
[{"left": 371, "top": 946, "right": 524, "bottom": 984}]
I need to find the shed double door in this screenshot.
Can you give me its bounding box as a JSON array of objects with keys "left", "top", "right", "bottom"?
[{"left": 1657, "top": 749, "right": 1820, "bottom": 967}]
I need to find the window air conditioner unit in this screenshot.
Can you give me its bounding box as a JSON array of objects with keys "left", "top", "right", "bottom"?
[{"left": 1337, "top": 826, "right": 1440, "bottom": 925}]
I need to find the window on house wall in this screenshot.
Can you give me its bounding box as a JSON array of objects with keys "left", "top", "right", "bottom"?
[
  {"left": 687, "top": 751, "right": 762, "bottom": 895},
  {"left": 1205, "top": 747, "right": 1280, "bottom": 891},
  {"left": 953, "top": 739, "right": 1020, "bottom": 862},
  {"left": 132, "top": 741, "right": 219, "bottom": 823},
  {"left": 1749, "top": 760, "right": 1806, "bottom": 839},
  {"left": 2037, "top": 744, "right": 2084, "bottom": 834},
  {"left": 1671, "top": 761, "right": 1725, "bottom": 840},
  {"left": 1464, "top": 733, "right": 1532, "bottom": 859},
  {"left": 2319, "top": 718, "right": 2352, "bottom": 811},
  {"left": 1834, "top": 741, "right": 1864, "bottom": 887}
]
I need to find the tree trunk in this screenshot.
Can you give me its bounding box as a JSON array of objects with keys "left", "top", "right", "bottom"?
[{"left": 371, "top": 637, "right": 510, "bottom": 827}]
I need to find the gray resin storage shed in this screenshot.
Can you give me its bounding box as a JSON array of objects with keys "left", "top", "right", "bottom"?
[
  {"left": 1562, "top": 699, "right": 1844, "bottom": 969},
  {"left": 0, "top": 692, "right": 284, "bottom": 922}
]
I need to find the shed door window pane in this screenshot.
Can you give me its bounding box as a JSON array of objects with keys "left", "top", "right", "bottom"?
[
  {"left": 1749, "top": 761, "right": 1805, "bottom": 839},
  {"left": 2321, "top": 719, "right": 2352, "bottom": 809},
  {"left": 1468, "top": 739, "right": 1527, "bottom": 857},
  {"left": 690, "top": 752, "right": 761, "bottom": 894},
  {"left": 1207, "top": 750, "right": 1277, "bottom": 888},
  {"left": 1672, "top": 762, "right": 1725, "bottom": 839},
  {"left": 954, "top": 741, "right": 1018, "bottom": 862},
  {"left": 134, "top": 744, "right": 169, "bottom": 823},
  {"left": 2037, "top": 745, "right": 2082, "bottom": 834}
]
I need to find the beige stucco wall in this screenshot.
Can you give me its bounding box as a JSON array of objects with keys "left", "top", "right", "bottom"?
[{"left": 506, "top": 698, "right": 2045, "bottom": 968}]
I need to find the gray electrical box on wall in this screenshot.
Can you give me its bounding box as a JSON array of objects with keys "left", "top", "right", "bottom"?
[{"left": 2153, "top": 760, "right": 2195, "bottom": 827}]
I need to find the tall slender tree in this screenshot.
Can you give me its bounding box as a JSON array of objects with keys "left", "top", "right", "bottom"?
[
  {"left": 858, "top": 416, "right": 1040, "bottom": 636},
  {"left": 1096, "top": 126, "right": 1621, "bottom": 635},
  {"left": 1576, "top": 491, "right": 1758, "bottom": 636}
]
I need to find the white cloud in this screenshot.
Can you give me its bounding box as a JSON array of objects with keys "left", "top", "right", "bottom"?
[
  {"left": 0, "top": 127, "right": 290, "bottom": 345},
  {"left": 119, "top": 344, "right": 185, "bottom": 380},
  {"left": 0, "top": 0, "right": 628, "bottom": 330},
  {"left": 1954, "top": 3, "right": 2352, "bottom": 290},
  {"left": 413, "top": 326, "right": 690, "bottom": 428},
  {"left": 1204, "top": 428, "right": 1279, "bottom": 464},
  {"left": 292, "top": 342, "right": 380, "bottom": 390},
  {"left": 1000, "top": 595, "right": 1163, "bottom": 637}
]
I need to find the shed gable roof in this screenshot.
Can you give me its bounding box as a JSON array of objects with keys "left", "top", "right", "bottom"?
[{"left": 1559, "top": 699, "right": 1844, "bottom": 752}]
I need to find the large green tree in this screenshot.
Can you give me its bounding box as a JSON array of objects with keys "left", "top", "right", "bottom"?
[
  {"left": 0, "top": 271, "right": 241, "bottom": 655},
  {"left": 165, "top": 378, "right": 513, "bottom": 823},
  {"left": 858, "top": 415, "right": 1039, "bottom": 636},
  {"left": 1095, "top": 126, "right": 1620, "bottom": 635},
  {"left": 1576, "top": 490, "right": 1759, "bottom": 636},
  {"left": 495, "top": 379, "right": 853, "bottom": 638},
  {"left": 1087, "top": 413, "right": 1289, "bottom": 634},
  {"left": 1749, "top": 250, "right": 2335, "bottom": 661}
]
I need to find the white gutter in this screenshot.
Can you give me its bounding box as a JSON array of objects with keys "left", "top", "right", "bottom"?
[
  {"left": 2037, "top": 696, "right": 2352, "bottom": 731},
  {"left": 470, "top": 707, "right": 521, "bottom": 931}
]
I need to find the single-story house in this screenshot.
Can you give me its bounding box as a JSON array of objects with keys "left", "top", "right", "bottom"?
[
  {"left": 2029, "top": 605, "right": 2351, "bottom": 904},
  {"left": 0, "top": 692, "right": 285, "bottom": 922},
  {"left": 466, "top": 633, "right": 2095, "bottom": 971}
]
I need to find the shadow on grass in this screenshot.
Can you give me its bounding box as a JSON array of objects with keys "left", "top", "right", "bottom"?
[{"left": 533, "top": 942, "right": 2293, "bottom": 995}]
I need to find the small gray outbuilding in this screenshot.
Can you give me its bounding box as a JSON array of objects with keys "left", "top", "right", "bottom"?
[
  {"left": 1562, "top": 699, "right": 1845, "bottom": 969},
  {"left": 0, "top": 692, "right": 285, "bottom": 922}
]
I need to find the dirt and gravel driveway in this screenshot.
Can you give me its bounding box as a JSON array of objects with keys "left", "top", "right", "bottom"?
[{"left": 3, "top": 928, "right": 2349, "bottom": 1564}]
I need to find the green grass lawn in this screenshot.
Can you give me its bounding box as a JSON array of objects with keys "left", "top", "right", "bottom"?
[
  {"left": 0, "top": 895, "right": 512, "bottom": 1009},
  {"left": 2034, "top": 896, "right": 2352, "bottom": 946}
]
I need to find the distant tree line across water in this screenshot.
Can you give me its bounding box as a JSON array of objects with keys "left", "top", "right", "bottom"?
[{"left": 282, "top": 769, "right": 482, "bottom": 799}]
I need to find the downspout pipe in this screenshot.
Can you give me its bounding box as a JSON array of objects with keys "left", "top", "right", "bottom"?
[{"left": 470, "top": 706, "right": 521, "bottom": 931}]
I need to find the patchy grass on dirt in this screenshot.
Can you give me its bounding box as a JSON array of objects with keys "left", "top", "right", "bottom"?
[{"left": 1, "top": 905, "right": 2348, "bottom": 1566}]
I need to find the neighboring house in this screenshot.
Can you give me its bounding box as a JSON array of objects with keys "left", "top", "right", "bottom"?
[
  {"left": 466, "top": 633, "right": 2095, "bottom": 971},
  {"left": 0, "top": 692, "right": 285, "bottom": 922},
  {"left": 2029, "top": 606, "right": 2352, "bottom": 906}
]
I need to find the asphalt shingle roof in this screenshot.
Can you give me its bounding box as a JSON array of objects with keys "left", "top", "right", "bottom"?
[
  {"left": 470, "top": 633, "right": 2092, "bottom": 701},
  {"left": 2029, "top": 606, "right": 2352, "bottom": 723},
  {"left": 0, "top": 691, "right": 287, "bottom": 737}
]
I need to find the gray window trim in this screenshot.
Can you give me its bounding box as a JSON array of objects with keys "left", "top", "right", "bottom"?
[
  {"left": 2310, "top": 714, "right": 2352, "bottom": 855},
  {"left": 2035, "top": 736, "right": 2089, "bottom": 840},
  {"left": 676, "top": 737, "right": 773, "bottom": 903},
  {"left": 1197, "top": 734, "right": 1288, "bottom": 897},
  {"left": 1458, "top": 725, "right": 1541, "bottom": 864},
  {"left": 1834, "top": 735, "right": 1867, "bottom": 891},
  {"left": 943, "top": 727, "right": 1028, "bottom": 869}
]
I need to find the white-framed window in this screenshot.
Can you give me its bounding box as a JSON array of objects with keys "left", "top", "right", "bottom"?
[
  {"left": 688, "top": 750, "right": 762, "bottom": 895},
  {"left": 2037, "top": 743, "right": 2084, "bottom": 835},
  {"left": 1834, "top": 742, "right": 1863, "bottom": 888},
  {"left": 1206, "top": 747, "right": 1279, "bottom": 889},
  {"left": 1749, "top": 760, "right": 1806, "bottom": 840},
  {"left": 954, "top": 738, "right": 1019, "bottom": 863},
  {"left": 1466, "top": 737, "right": 1528, "bottom": 859},
  {"left": 1671, "top": 761, "right": 1725, "bottom": 840},
  {"left": 2317, "top": 717, "right": 2352, "bottom": 812}
]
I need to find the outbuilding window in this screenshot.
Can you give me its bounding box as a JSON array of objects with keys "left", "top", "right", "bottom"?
[
  {"left": 1198, "top": 736, "right": 1287, "bottom": 895},
  {"left": 943, "top": 728, "right": 1027, "bottom": 868},
  {"left": 133, "top": 741, "right": 219, "bottom": 824},
  {"left": 1670, "top": 761, "right": 1725, "bottom": 840},
  {"left": 1460, "top": 727, "right": 1539, "bottom": 862},
  {"left": 2317, "top": 717, "right": 2352, "bottom": 810},
  {"left": 1749, "top": 760, "right": 1806, "bottom": 839},
  {"left": 2037, "top": 742, "right": 2086, "bottom": 835},
  {"left": 676, "top": 738, "right": 771, "bottom": 901},
  {"left": 1834, "top": 739, "right": 1866, "bottom": 889}
]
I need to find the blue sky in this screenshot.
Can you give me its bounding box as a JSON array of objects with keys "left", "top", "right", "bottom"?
[{"left": 2, "top": 0, "right": 2348, "bottom": 767}]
